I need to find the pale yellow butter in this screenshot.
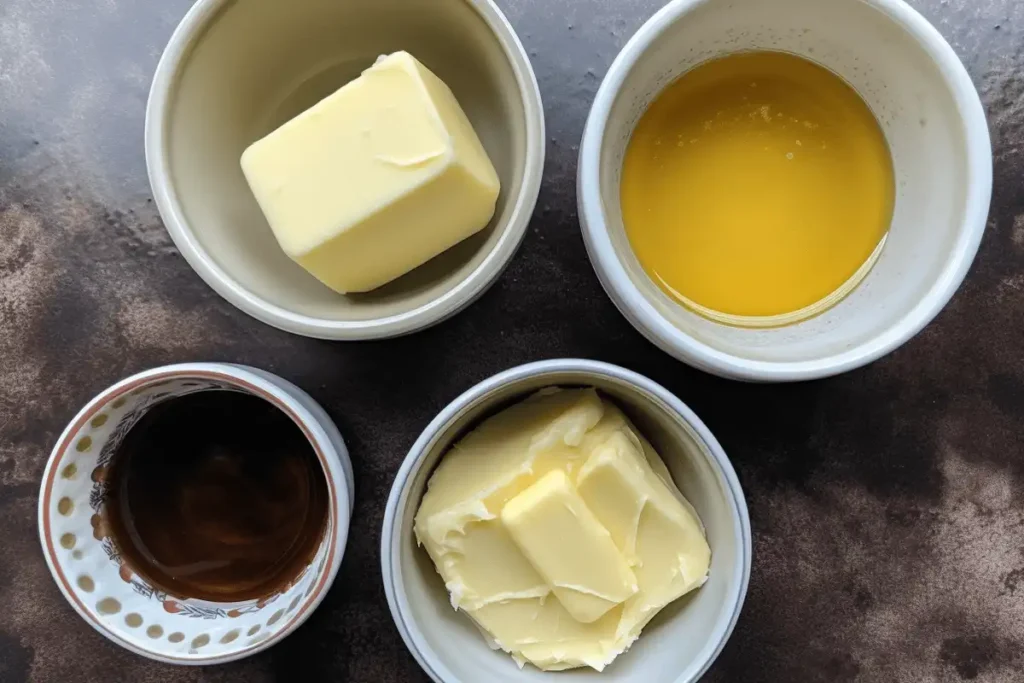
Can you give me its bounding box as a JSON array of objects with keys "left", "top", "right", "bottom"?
[
  {"left": 240, "top": 51, "right": 500, "bottom": 293},
  {"left": 502, "top": 469, "right": 638, "bottom": 624},
  {"left": 414, "top": 389, "right": 711, "bottom": 672}
]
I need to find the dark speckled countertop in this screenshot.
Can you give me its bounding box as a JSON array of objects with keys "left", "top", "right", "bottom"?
[{"left": 1, "top": 0, "right": 1023, "bottom": 681}]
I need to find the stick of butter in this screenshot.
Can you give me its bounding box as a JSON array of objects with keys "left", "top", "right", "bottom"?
[
  {"left": 414, "top": 389, "right": 712, "bottom": 672},
  {"left": 240, "top": 51, "right": 500, "bottom": 293},
  {"left": 502, "top": 469, "right": 639, "bottom": 624}
]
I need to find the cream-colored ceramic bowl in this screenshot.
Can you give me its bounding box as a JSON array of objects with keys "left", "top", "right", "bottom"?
[
  {"left": 578, "top": 0, "right": 992, "bottom": 381},
  {"left": 38, "top": 363, "right": 353, "bottom": 664},
  {"left": 382, "top": 359, "right": 751, "bottom": 682},
  {"left": 146, "top": 0, "right": 544, "bottom": 339}
]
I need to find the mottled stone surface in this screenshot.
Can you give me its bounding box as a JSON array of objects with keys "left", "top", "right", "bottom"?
[{"left": 1, "top": 0, "right": 1022, "bottom": 681}]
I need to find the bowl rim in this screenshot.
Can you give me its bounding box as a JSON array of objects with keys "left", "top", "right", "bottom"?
[
  {"left": 145, "top": 0, "right": 545, "bottom": 340},
  {"left": 36, "top": 362, "right": 353, "bottom": 665},
  {"left": 577, "top": 0, "right": 993, "bottom": 382},
  {"left": 381, "top": 358, "right": 752, "bottom": 682}
]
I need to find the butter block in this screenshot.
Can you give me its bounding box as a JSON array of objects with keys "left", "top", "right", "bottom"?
[
  {"left": 240, "top": 51, "right": 500, "bottom": 293},
  {"left": 502, "top": 470, "right": 638, "bottom": 623},
  {"left": 577, "top": 431, "right": 711, "bottom": 636},
  {"left": 414, "top": 389, "right": 712, "bottom": 672}
]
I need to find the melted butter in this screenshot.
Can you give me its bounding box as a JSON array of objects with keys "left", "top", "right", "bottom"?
[{"left": 621, "top": 51, "right": 895, "bottom": 324}]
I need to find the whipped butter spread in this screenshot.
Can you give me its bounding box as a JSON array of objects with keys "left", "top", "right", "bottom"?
[
  {"left": 241, "top": 51, "right": 500, "bottom": 293},
  {"left": 414, "top": 389, "right": 711, "bottom": 672}
]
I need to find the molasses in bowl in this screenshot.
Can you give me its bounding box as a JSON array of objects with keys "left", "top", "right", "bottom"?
[{"left": 38, "top": 363, "right": 353, "bottom": 664}]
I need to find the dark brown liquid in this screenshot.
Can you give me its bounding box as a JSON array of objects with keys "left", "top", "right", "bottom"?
[{"left": 106, "top": 391, "right": 328, "bottom": 602}]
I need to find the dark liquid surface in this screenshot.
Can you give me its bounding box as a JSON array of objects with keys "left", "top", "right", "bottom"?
[{"left": 106, "top": 391, "right": 329, "bottom": 602}]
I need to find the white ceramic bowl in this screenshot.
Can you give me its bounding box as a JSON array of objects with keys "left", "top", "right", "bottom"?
[
  {"left": 578, "top": 0, "right": 992, "bottom": 381},
  {"left": 146, "top": 0, "right": 544, "bottom": 340},
  {"left": 382, "top": 359, "right": 751, "bottom": 682},
  {"left": 38, "top": 363, "right": 353, "bottom": 664}
]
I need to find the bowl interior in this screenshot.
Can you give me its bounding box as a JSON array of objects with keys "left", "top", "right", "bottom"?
[
  {"left": 163, "top": 0, "right": 528, "bottom": 324},
  {"left": 595, "top": 0, "right": 976, "bottom": 364},
  {"left": 389, "top": 369, "right": 747, "bottom": 682}
]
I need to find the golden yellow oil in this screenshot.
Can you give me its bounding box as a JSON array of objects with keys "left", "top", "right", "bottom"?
[{"left": 621, "top": 51, "right": 895, "bottom": 325}]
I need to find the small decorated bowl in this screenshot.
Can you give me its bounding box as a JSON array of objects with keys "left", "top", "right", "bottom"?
[{"left": 37, "top": 363, "right": 353, "bottom": 665}]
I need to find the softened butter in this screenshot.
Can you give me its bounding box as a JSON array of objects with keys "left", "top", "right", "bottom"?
[
  {"left": 240, "top": 51, "right": 500, "bottom": 294},
  {"left": 414, "top": 389, "right": 711, "bottom": 672}
]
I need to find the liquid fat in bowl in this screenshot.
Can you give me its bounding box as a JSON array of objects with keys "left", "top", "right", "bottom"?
[{"left": 621, "top": 51, "right": 895, "bottom": 325}]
